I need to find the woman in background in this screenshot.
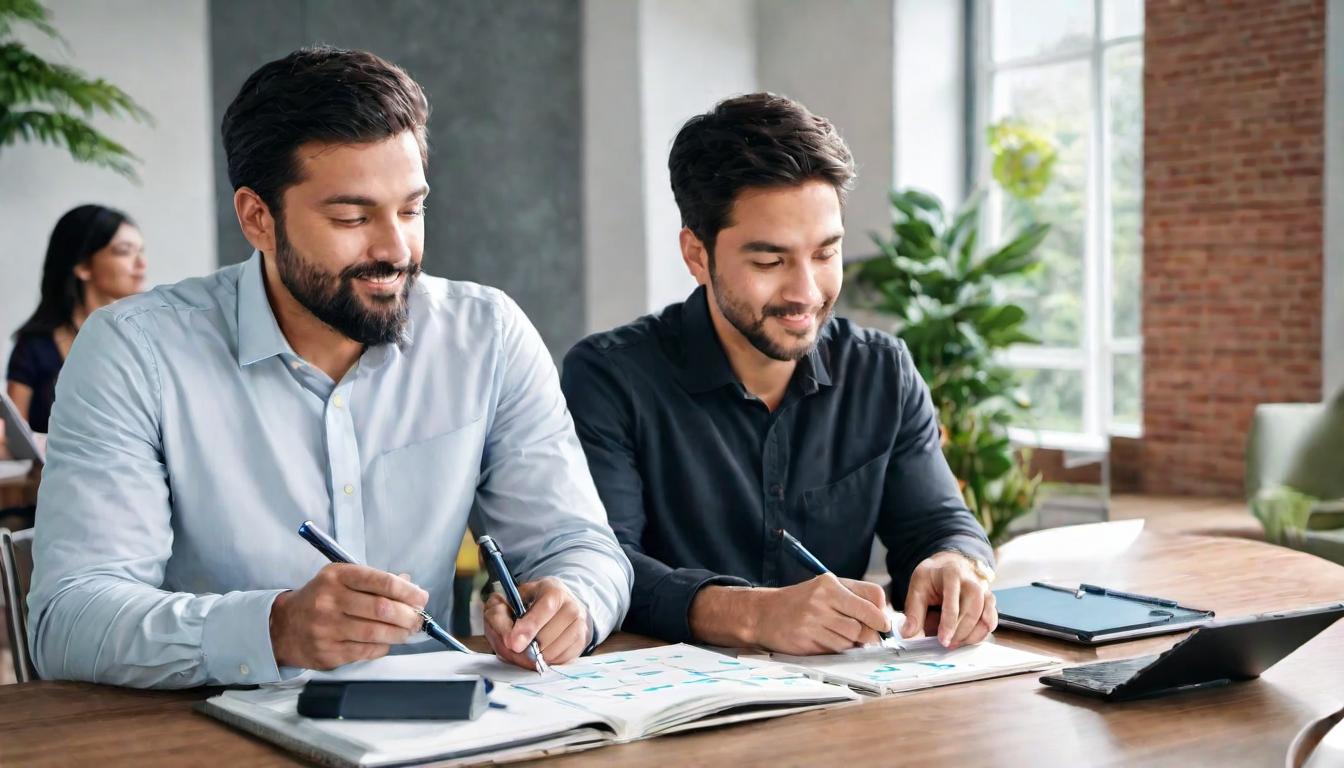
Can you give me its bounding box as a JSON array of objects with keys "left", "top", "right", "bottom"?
[{"left": 6, "top": 204, "right": 146, "bottom": 433}]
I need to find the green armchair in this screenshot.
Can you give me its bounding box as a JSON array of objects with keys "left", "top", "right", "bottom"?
[{"left": 1246, "top": 393, "right": 1344, "bottom": 565}]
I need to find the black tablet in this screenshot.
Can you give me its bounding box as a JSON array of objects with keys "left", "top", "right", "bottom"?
[{"left": 1040, "top": 603, "right": 1344, "bottom": 701}]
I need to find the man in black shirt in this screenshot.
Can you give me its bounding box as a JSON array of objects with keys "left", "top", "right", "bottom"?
[{"left": 561, "top": 93, "right": 997, "bottom": 655}]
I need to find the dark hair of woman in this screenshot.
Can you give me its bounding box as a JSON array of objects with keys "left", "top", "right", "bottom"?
[{"left": 14, "top": 204, "right": 135, "bottom": 340}]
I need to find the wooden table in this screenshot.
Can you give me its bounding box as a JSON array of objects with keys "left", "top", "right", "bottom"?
[
  {"left": 2, "top": 522, "right": 1343, "bottom": 767},
  {"left": 0, "top": 439, "right": 41, "bottom": 520}
]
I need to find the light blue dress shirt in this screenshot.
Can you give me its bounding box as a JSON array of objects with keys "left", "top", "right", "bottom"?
[{"left": 27, "top": 252, "right": 632, "bottom": 688}]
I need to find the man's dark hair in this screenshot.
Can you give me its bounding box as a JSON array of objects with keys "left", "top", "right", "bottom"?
[
  {"left": 668, "top": 92, "right": 856, "bottom": 257},
  {"left": 221, "top": 45, "right": 430, "bottom": 217}
]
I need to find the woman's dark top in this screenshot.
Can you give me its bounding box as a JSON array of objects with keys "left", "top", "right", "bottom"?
[{"left": 6, "top": 332, "right": 63, "bottom": 433}]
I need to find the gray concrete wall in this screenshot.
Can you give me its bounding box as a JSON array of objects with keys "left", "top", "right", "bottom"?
[
  {"left": 582, "top": 0, "right": 649, "bottom": 334},
  {"left": 210, "top": 0, "right": 585, "bottom": 354},
  {"left": 757, "top": 0, "right": 896, "bottom": 257}
]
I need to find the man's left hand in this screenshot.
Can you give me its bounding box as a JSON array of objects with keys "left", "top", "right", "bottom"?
[
  {"left": 900, "top": 551, "right": 997, "bottom": 649},
  {"left": 483, "top": 577, "right": 590, "bottom": 670}
]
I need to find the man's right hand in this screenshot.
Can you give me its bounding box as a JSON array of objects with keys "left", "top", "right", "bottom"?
[
  {"left": 270, "top": 563, "right": 430, "bottom": 669},
  {"left": 690, "top": 574, "right": 891, "bottom": 655}
]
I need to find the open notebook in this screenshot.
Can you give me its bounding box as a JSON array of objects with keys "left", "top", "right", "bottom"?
[
  {"left": 764, "top": 637, "right": 1060, "bottom": 695},
  {"left": 198, "top": 644, "right": 861, "bottom": 767}
]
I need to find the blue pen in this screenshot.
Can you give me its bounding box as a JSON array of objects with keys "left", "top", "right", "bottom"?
[
  {"left": 477, "top": 534, "right": 550, "bottom": 675},
  {"left": 297, "top": 520, "right": 472, "bottom": 654},
  {"left": 778, "top": 528, "right": 895, "bottom": 641}
]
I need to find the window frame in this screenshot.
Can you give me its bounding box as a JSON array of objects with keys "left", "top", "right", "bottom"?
[{"left": 970, "top": 0, "right": 1144, "bottom": 452}]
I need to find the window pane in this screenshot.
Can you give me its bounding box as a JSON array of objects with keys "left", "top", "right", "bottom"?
[
  {"left": 1107, "top": 43, "right": 1143, "bottom": 340},
  {"left": 1104, "top": 0, "right": 1143, "bottom": 39},
  {"left": 992, "top": 0, "right": 1094, "bottom": 62},
  {"left": 1111, "top": 352, "right": 1141, "bottom": 429},
  {"left": 992, "top": 61, "right": 1089, "bottom": 348},
  {"left": 1018, "top": 368, "right": 1085, "bottom": 433}
]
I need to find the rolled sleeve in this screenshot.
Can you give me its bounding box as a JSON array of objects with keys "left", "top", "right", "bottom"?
[
  {"left": 876, "top": 342, "right": 994, "bottom": 603},
  {"left": 470, "top": 292, "right": 633, "bottom": 641},
  {"left": 639, "top": 569, "right": 751, "bottom": 644}
]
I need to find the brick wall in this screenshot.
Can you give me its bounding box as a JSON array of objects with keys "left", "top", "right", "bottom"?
[{"left": 1141, "top": 0, "right": 1325, "bottom": 496}]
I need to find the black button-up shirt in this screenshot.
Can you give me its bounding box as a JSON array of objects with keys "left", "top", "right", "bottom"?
[{"left": 561, "top": 287, "right": 993, "bottom": 643}]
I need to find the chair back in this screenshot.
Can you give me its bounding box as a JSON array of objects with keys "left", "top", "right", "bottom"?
[{"left": 0, "top": 527, "right": 37, "bottom": 682}]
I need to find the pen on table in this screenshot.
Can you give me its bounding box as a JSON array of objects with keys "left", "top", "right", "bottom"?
[
  {"left": 476, "top": 534, "right": 550, "bottom": 675},
  {"left": 777, "top": 528, "right": 894, "bottom": 642},
  {"left": 1078, "top": 583, "right": 1179, "bottom": 608},
  {"left": 296, "top": 520, "right": 472, "bottom": 654}
]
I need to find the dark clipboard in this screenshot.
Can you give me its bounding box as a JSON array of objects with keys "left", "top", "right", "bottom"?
[{"left": 993, "top": 583, "right": 1215, "bottom": 644}]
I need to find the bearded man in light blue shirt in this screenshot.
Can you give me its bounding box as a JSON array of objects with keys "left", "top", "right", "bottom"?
[{"left": 27, "top": 46, "right": 632, "bottom": 688}]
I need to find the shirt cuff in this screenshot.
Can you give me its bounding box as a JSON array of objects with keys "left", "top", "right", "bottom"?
[
  {"left": 201, "top": 589, "right": 291, "bottom": 685},
  {"left": 645, "top": 569, "right": 752, "bottom": 644},
  {"left": 926, "top": 533, "right": 996, "bottom": 572}
]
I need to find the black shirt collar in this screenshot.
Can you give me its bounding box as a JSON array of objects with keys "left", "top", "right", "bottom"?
[{"left": 677, "top": 286, "right": 834, "bottom": 395}]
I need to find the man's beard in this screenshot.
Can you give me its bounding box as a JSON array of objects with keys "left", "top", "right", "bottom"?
[
  {"left": 708, "top": 266, "right": 833, "bottom": 362},
  {"left": 274, "top": 222, "right": 420, "bottom": 346}
]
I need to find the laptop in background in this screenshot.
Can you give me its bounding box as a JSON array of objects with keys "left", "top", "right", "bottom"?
[{"left": 0, "top": 391, "right": 44, "bottom": 466}]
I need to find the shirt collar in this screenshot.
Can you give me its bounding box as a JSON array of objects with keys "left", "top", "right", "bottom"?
[
  {"left": 236, "top": 251, "right": 294, "bottom": 367},
  {"left": 676, "top": 285, "right": 834, "bottom": 394},
  {"left": 676, "top": 286, "right": 739, "bottom": 394},
  {"left": 235, "top": 250, "right": 417, "bottom": 371},
  {"left": 798, "top": 333, "right": 834, "bottom": 391}
]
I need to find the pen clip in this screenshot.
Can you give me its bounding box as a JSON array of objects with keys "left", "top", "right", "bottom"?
[{"left": 1031, "top": 581, "right": 1085, "bottom": 599}]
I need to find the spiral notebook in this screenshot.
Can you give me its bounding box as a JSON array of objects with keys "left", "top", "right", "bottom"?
[{"left": 198, "top": 644, "right": 861, "bottom": 768}]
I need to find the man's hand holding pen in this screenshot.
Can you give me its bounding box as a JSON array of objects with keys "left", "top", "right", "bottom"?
[
  {"left": 270, "top": 563, "right": 430, "bottom": 669},
  {"left": 482, "top": 576, "right": 591, "bottom": 671}
]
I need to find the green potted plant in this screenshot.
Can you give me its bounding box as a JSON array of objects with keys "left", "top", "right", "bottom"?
[
  {"left": 0, "top": 0, "right": 150, "bottom": 179},
  {"left": 847, "top": 188, "right": 1048, "bottom": 545},
  {"left": 848, "top": 120, "right": 1059, "bottom": 546}
]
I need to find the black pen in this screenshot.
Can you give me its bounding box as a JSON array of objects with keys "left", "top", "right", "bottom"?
[
  {"left": 1079, "top": 583, "right": 1179, "bottom": 608},
  {"left": 476, "top": 534, "right": 549, "bottom": 674},
  {"left": 297, "top": 520, "right": 472, "bottom": 653},
  {"left": 778, "top": 528, "right": 894, "bottom": 641}
]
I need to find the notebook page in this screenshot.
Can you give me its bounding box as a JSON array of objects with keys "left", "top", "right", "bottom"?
[
  {"left": 770, "top": 640, "right": 1059, "bottom": 695},
  {"left": 500, "top": 644, "right": 857, "bottom": 738}
]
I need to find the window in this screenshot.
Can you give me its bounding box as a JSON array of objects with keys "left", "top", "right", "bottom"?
[{"left": 974, "top": 0, "right": 1144, "bottom": 450}]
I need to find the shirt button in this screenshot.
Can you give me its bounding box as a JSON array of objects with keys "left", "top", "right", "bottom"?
[
  {"left": 769, "top": 484, "right": 784, "bottom": 500},
  {"left": 332, "top": 394, "right": 344, "bottom": 408},
  {"left": 289, "top": 360, "right": 302, "bottom": 370},
  {"left": 343, "top": 484, "right": 355, "bottom": 496},
  {"left": 239, "top": 663, "right": 250, "bottom": 676}
]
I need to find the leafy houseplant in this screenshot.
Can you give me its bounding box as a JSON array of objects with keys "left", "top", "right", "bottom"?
[
  {"left": 847, "top": 188, "right": 1049, "bottom": 546},
  {"left": 0, "top": 0, "right": 150, "bottom": 179}
]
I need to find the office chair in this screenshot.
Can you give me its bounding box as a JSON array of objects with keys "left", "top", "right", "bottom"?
[{"left": 0, "top": 527, "right": 37, "bottom": 683}]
